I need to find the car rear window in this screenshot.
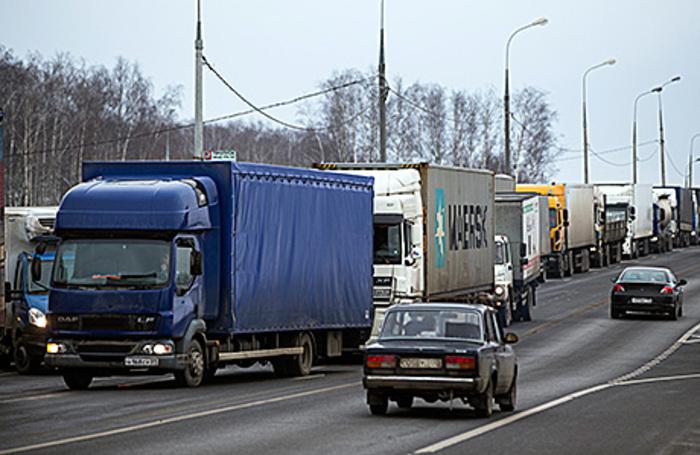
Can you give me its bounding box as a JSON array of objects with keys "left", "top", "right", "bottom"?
[
  {"left": 380, "top": 309, "right": 483, "bottom": 341},
  {"left": 619, "top": 269, "right": 669, "bottom": 283}
]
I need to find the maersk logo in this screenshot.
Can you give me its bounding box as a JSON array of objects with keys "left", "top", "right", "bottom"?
[
  {"left": 434, "top": 188, "right": 446, "bottom": 269},
  {"left": 448, "top": 204, "right": 489, "bottom": 250}
]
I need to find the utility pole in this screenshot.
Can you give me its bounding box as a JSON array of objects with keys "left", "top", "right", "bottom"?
[
  {"left": 582, "top": 59, "right": 615, "bottom": 183},
  {"left": 689, "top": 133, "right": 700, "bottom": 188},
  {"left": 378, "top": 0, "right": 387, "bottom": 163},
  {"left": 193, "top": 0, "right": 204, "bottom": 160},
  {"left": 658, "top": 94, "right": 666, "bottom": 186}
]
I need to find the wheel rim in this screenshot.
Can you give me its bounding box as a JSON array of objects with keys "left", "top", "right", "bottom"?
[
  {"left": 190, "top": 346, "right": 204, "bottom": 379},
  {"left": 300, "top": 338, "right": 312, "bottom": 371}
]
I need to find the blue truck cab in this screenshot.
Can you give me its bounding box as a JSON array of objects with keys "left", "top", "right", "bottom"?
[{"left": 43, "top": 161, "right": 374, "bottom": 389}]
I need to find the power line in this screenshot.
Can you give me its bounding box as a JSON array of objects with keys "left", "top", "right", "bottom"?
[
  {"left": 665, "top": 149, "right": 686, "bottom": 178},
  {"left": 202, "top": 55, "right": 374, "bottom": 132},
  {"left": 554, "top": 140, "right": 658, "bottom": 162}
]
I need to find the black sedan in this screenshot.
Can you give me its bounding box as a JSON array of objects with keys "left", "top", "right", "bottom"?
[
  {"left": 610, "top": 266, "right": 686, "bottom": 319},
  {"left": 363, "top": 303, "right": 518, "bottom": 417}
]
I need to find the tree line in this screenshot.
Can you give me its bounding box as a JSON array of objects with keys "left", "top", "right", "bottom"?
[{"left": 0, "top": 48, "right": 559, "bottom": 206}]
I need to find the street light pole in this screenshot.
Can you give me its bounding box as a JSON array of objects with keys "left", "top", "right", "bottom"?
[
  {"left": 632, "top": 88, "right": 657, "bottom": 184},
  {"left": 193, "top": 0, "right": 204, "bottom": 160},
  {"left": 503, "top": 17, "right": 547, "bottom": 176},
  {"left": 655, "top": 76, "right": 681, "bottom": 186},
  {"left": 378, "top": 0, "right": 387, "bottom": 163},
  {"left": 582, "top": 58, "right": 616, "bottom": 183},
  {"left": 688, "top": 133, "right": 700, "bottom": 188}
]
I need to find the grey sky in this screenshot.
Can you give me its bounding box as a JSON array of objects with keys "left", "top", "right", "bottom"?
[{"left": 3, "top": 0, "right": 699, "bottom": 185}]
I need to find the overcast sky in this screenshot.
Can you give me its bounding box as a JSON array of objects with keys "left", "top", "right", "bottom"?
[{"left": 3, "top": 0, "right": 699, "bottom": 185}]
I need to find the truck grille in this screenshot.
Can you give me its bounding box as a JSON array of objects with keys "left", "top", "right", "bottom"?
[
  {"left": 50, "top": 314, "right": 158, "bottom": 332},
  {"left": 76, "top": 342, "right": 137, "bottom": 362}
]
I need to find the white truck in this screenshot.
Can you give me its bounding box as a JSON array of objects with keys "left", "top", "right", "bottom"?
[
  {"left": 315, "top": 163, "right": 495, "bottom": 338},
  {"left": 0, "top": 207, "right": 58, "bottom": 373},
  {"left": 595, "top": 184, "right": 654, "bottom": 258},
  {"left": 494, "top": 193, "right": 545, "bottom": 325}
]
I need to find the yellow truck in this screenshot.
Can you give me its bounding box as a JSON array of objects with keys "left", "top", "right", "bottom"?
[{"left": 516, "top": 183, "right": 596, "bottom": 278}]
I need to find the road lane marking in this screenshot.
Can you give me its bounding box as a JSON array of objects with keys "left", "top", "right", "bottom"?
[
  {"left": 0, "top": 381, "right": 358, "bottom": 455},
  {"left": 414, "top": 321, "right": 700, "bottom": 454},
  {"left": 0, "top": 392, "right": 69, "bottom": 404},
  {"left": 614, "top": 372, "right": 700, "bottom": 387}
]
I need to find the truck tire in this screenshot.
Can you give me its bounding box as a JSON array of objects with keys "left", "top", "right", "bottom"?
[
  {"left": 13, "top": 342, "right": 42, "bottom": 375},
  {"left": 519, "top": 288, "right": 533, "bottom": 322},
  {"left": 285, "top": 333, "right": 314, "bottom": 377},
  {"left": 174, "top": 339, "right": 205, "bottom": 388},
  {"left": 62, "top": 371, "right": 93, "bottom": 390},
  {"left": 563, "top": 251, "right": 573, "bottom": 277}
]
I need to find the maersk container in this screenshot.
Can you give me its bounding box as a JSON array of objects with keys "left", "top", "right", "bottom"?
[{"left": 45, "top": 161, "right": 374, "bottom": 389}]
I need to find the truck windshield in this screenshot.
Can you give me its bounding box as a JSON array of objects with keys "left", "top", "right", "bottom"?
[
  {"left": 380, "top": 309, "right": 483, "bottom": 341},
  {"left": 27, "top": 259, "right": 53, "bottom": 294},
  {"left": 374, "top": 223, "right": 402, "bottom": 265},
  {"left": 52, "top": 239, "right": 171, "bottom": 288},
  {"left": 495, "top": 241, "right": 505, "bottom": 265}
]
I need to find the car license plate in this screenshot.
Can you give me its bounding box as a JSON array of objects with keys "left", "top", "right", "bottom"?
[
  {"left": 400, "top": 358, "right": 442, "bottom": 369},
  {"left": 124, "top": 356, "right": 159, "bottom": 367},
  {"left": 631, "top": 297, "right": 653, "bottom": 304}
]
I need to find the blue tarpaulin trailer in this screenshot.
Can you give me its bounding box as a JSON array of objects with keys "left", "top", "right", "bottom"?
[{"left": 45, "top": 161, "right": 374, "bottom": 388}]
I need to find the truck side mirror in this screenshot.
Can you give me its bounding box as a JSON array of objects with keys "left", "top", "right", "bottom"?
[
  {"left": 190, "top": 250, "right": 203, "bottom": 276},
  {"left": 563, "top": 209, "right": 570, "bottom": 227}
]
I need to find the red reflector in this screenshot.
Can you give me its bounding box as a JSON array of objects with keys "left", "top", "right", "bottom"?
[
  {"left": 366, "top": 354, "right": 396, "bottom": 369},
  {"left": 445, "top": 355, "right": 475, "bottom": 370},
  {"left": 613, "top": 284, "right": 625, "bottom": 293},
  {"left": 660, "top": 286, "right": 674, "bottom": 295}
]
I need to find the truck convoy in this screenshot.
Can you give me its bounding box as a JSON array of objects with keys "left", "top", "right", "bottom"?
[
  {"left": 653, "top": 186, "right": 694, "bottom": 248},
  {"left": 493, "top": 193, "right": 546, "bottom": 325},
  {"left": 516, "top": 183, "right": 596, "bottom": 278},
  {"left": 595, "top": 184, "right": 653, "bottom": 258},
  {"left": 0, "top": 207, "right": 57, "bottom": 373},
  {"left": 40, "top": 162, "right": 374, "bottom": 389},
  {"left": 315, "top": 163, "right": 495, "bottom": 338}
]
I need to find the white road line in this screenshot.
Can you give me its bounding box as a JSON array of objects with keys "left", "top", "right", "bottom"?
[
  {"left": 614, "top": 372, "right": 700, "bottom": 387},
  {"left": 0, "top": 382, "right": 358, "bottom": 455},
  {"left": 0, "top": 392, "right": 69, "bottom": 404},
  {"left": 414, "top": 321, "right": 700, "bottom": 454}
]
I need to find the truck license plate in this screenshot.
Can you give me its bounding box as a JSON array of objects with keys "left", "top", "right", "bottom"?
[
  {"left": 373, "top": 288, "right": 391, "bottom": 299},
  {"left": 125, "top": 356, "right": 159, "bottom": 367},
  {"left": 400, "top": 358, "right": 442, "bottom": 369},
  {"left": 631, "top": 297, "right": 653, "bottom": 304}
]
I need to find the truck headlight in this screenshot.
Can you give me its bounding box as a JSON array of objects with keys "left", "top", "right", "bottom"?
[
  {"left": 29, "top": 308, "right": 47, "bottom": 328},
  {"left": 46, "top": 342, "right": 67, "bottom": 354},
  {"left": 495, "top": 285, "right": 505, "bottom": 296},
  {"left": 142, "top": 342, "right": 174, "bottom": 355}
]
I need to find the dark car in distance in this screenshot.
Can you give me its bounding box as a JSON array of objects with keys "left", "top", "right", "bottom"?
[
  {"left": 610, "top": 266, "right": 686, "bottom": 320},
  {"left": 363, "top": 303, "right": 518, "bottom": 417}
]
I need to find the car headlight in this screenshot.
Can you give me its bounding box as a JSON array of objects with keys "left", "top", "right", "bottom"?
[{"left": 29, "top": 308, "right": 47, "bottom": 328}]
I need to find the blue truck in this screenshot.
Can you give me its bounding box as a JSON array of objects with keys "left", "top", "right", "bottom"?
[
  {"left": 40, "top": 161, "right": 374, "bottom": 389},
  {"left": 0, "top": 207, "right": 57, "bottom": 374}
]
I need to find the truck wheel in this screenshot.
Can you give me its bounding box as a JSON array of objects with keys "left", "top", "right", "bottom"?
[
  {"left": 502, "top": 294, "right": 514, "bottom": 326},
  {"left": 367, "top": 391, "right": 388, "bottom": 415},
  {"left": 13, "top": 343, "right": 42, "bottom": 375},
  {"left": 396, "top": 396, "right": 413, "bottom": 409},
  {"left": 520, "top": 288, "right": 533, "bottom": 322},
  {"left": 62, "top": 371, "right": 93, "bottom": 390},
  {"left": 473, "top": 379, "right": 494, "bottom": 418},
  {"left": 497, "top": 376, "right": 517, "bottom": 412},
  {"left": 564, "top": 252, "right": 573, "bottom": 277},
  {"left": 174, "top": 340, "right": 205, "bottom": 387},
  {"left": 285, "top": 333, "right": 314, "bottom": 377}
]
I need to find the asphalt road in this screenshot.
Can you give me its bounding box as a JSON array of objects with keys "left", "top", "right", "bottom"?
[{"left": 1, "top": 247, "right": 699, "bottom": 455}]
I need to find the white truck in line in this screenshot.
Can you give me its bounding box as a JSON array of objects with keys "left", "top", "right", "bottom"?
[
  {"left": 315, "top": 163, "right": 495, "bottom": 338},
  {"left": 595, "top": 184, "right": 654, "bottom": 258},
  {"left": 494, "top": 193, "right": 547, "bottom": 326}
]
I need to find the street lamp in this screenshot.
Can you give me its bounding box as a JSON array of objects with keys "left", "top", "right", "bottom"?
[
  {"left": 582, "top": 58, "right": 616, "bottom": 183},
  {"left": 655, "top": 75, "right": 681, "bottom": 186},
  {"left": 688, "top": 133, "right": 700, "bottom": 188},
  {"left": 503, "top": 17, "right": 548, "bottom": 176},
  {"left": 631, "top": 87, "right": 659, "bottom": 184}
]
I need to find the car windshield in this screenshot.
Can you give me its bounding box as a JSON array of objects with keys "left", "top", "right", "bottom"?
[
  {"left": 52, "top": 238, "right": 171, "bottom": 288},
  {"left": 374, "top": 223, "right": 401, "bottom": 265},
  {"left": 495, "top": 241, "right": 505, "bottom": 265},
  {"left": 619, "top": 269, "right": 670, "bottom": 283},
  {"left": 380, "top": 309, "right": 483, "bottom": 341},
  {"left": 27, "top": 259, "right": 54, "bottom": 294}
]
